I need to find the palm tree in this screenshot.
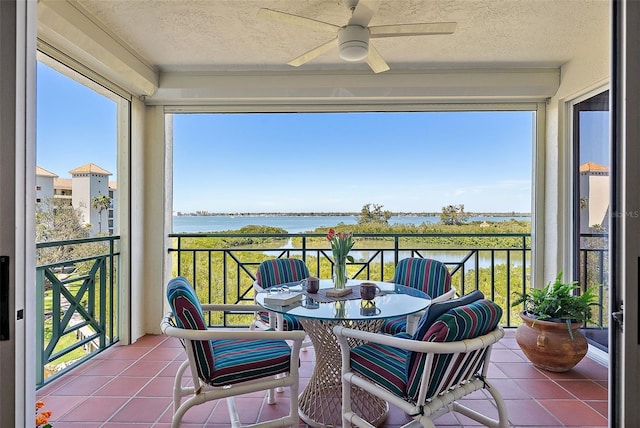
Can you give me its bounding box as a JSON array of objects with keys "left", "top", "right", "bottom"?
[{"left": 91, "top": 194, "right": 111, "bottom": 234}]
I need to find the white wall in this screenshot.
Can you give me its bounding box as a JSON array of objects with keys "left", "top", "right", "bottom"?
[
  {"left": 71, "top": 172, "right": 110, "bottom": 235},
  {"left": 543, "top": 8, "right": 610, "bottom": 282},
  {"left": 35, "top": 175, "right": 54, "bottom": 202},
  {"left": 587, "top": 174, "right": 610, "bottom": 229}
]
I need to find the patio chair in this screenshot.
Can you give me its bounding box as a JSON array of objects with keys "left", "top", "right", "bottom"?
[
  {"left": 161, "top": 276, "right": 305, "bottom": 428},
  {"left": 334, "top": 298, "right": 508, "bottom": 428},
  {"left": 251, "top": 258, "right": 312, "bottom": 349},
  {"left": 382, "top": 257, "right": 456, "bottom": 335}
]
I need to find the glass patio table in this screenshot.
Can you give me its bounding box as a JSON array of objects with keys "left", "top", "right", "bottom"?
[{"left": 256, "top": 279, "right": 431, "bottom": 427}]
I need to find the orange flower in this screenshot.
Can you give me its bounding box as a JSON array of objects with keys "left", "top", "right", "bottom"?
[{"left": 36, "top": 400, "right": 53, "bottom": 428}]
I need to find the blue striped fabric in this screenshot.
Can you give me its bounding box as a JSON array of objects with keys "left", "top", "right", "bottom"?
[
  {"left": 167, "top": 276, "right": 293, "bottom": 387},
  {"left": 381, "top": 258, "right": 453, "bottom": 334},
  {"left": 256, "top": 258, "right": 309, "bottom": 331},
  {"left": 210, "top": 338, "right": 292, "bottom": 386},
  {"left": 380, "top": 316, "right": 407, "bottom": 335},
  {"left": 166, "top": 276, "right": 215, "bottom": 381},
  {"left": 256, "top": 258, "right": 310, "bottom": 287},
  {"left": 411, "top": 290, "right": 484, "bottom": 340},
  {"left": 405, "top": 299, "right": 502, "bottom": 400},
  {"left": 392, "top": 257, "right": 452, "bottom": 297},
  {"left": 258, "top": 312, "right": 304, "bottom": 330},
  {"left": 350, "top": 333, "right": 411, "bottom": 398},
  {"left": 351, "top": 300, "right": 502, "bottom": 404}
]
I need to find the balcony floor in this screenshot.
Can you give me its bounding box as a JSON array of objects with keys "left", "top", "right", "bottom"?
[{"left": 36, "top": 329, "right": 608, "bottom": 427}]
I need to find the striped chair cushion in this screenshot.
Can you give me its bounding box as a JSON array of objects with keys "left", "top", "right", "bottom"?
[
  {"left": 382, "top": 291, "right": 484, "bottom": 345},
  {"left": 209, "top": 338, "right": 292, "bottom": 386},
  {"left": 258, "top": 311, "right": 304, "bottom": 331},
  {"left": 411, "top": 290, "right": 485, "bottom": 340},
  {"left": 256, "top": 259, "right": 309, "bottom": 332},
  {"left": 405, "top": 299, "right": 502, "bottom": 401},
  {"left": 392, "top": 258, "right": 452, "bottom": 298},
  {"left": 166, "top": 276, "right": 215, "bottom": 382},
  {"left": 380, "top": 315, "right": 407, "bottom": 335},
  {"left": 381, "top": 258, "right": 453, "bottom": 334},
  {"left": 350, "top": 333, "right": 412, "bottom": 398},
  {"left": 167, "top": 277, "right": 292, "bottom": 387},
  {"left": 256, "top": 258, "right": 310, "bottom": 288}
]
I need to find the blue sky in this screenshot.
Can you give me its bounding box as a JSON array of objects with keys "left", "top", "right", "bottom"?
[
  {"left": 36, "top": 62, "right": 118, "bottom": 179},
  {"left": 37, "top": 61, "right": 534, "bottom": 214},
  {"left": 173, "top": 112, "right": 533, "bottom": 213}
]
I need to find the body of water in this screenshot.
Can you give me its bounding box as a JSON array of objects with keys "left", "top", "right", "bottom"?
[{"left": 172, "top": 214, "right": 530, "bottom": 233}]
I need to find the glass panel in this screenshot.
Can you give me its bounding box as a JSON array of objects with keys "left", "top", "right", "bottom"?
[
  {"left": 573, "top": 90, "right": 610, "bottom": 351},
  {"left": 36, "top": 58, "right": 120, "bottom": 238},
  {"left": 35, "top": 56, "right": 126, "bottom": 385}
]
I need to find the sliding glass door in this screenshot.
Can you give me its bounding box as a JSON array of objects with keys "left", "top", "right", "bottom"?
[{"left": 572, "top": 90, "right": 610, "bottom": 351}]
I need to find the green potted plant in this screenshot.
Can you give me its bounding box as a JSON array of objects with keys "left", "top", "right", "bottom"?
[{"left": 511, "top": 272, "right": 601, "bottom": 372}]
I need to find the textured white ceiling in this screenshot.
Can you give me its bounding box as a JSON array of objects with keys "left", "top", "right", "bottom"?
[{"left": 75, "top": 0, "right": 609, "bottom": 74}]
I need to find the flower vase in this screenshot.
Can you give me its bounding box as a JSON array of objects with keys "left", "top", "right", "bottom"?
[
  {"left": 333, "top": 257, "right": 348, "bottom": 289},
  {"left": 334, "top": 300, "right": 346, "bottom": 318}
]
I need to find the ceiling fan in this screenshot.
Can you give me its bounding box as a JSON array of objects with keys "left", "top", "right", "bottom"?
[{"left": 258, "top": 0, "right": 456, "bottom": 73}]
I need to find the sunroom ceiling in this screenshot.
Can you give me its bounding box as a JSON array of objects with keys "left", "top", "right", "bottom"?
[
  {"left": 37, "top": 0, "right": 609, "bottom": 103},
  {"left": 74, "top": 0, "right": 607, "bottom": 72}
]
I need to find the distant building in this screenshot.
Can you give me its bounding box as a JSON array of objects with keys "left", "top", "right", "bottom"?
[
  {"left": 35, "top": 166, "right": 57, "bottom": 203},
  {"left": 579, "top": 161, "right": 609, "bottom": 233},
  {"left": 36, "top": 163, "right": 117, "bottom": 236}
]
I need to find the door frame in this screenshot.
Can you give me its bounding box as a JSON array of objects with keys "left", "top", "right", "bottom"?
[
  {"left": 0, "top": 1, "right": 37, "bottom": 426},
  {"left": 611, "top": 0, "right": 640, "bottom": 425}
]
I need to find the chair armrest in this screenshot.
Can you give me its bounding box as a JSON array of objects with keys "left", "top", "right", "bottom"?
[
  {"left": 161, "top": 312, "right": 306, "bottom": 342},
  {"left": 333, "top": 324, "right": 504, "bottom": 354},
  {"left": 253, "top": 280, "right": 265, "bottom": 293},
  {"left": 200, "top": 303, "right": 263, "bottom": 313},
  {"left": 431, "top": 287, "right": 456, "bottom": 303}
]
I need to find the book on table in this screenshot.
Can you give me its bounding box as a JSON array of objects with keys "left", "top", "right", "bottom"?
[{"left": 264, "top": 291, "right": 303, "bottom": 307}]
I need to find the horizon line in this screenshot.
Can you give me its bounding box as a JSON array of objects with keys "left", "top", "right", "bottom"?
[{"left": 174, "top": 211, "right": 532, "bottom": 216}]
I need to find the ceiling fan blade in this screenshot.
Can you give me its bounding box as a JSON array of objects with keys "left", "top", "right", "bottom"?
[
  {"left": 348, "top": 0, "right": 381, "bottom": 27},
  {"left": 366, "top": 43, "right": 390, "bottom": 74},
  {"left": 288, "top": 37, "right": 339, "bottom": 67},
  {"left": 258, "top": 8, "right": 339, "bottom": 32},
  {"left": 369, "top": 22, "right": 457, "bottom": 38}
]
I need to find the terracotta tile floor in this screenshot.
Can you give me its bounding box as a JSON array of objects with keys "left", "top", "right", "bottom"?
[{"left": 37, "top": 329, "right": 609, "bottom": 427}]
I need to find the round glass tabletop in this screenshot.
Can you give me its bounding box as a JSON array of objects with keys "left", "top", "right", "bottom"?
[{"left": 256, "top": 279, "right": 431, "bottom": 321}]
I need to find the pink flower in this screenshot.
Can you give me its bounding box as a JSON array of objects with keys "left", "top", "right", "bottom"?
[
  {"left": 326, "top": 228, "right": 355, "bottom": 263},
  {"left": 326, "top": 228, "right": 335, "bottom": 241}
]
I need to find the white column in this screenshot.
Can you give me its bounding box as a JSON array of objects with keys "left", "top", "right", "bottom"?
[{"left": 130, "top": 104, "right": 169, "bottom": 340}]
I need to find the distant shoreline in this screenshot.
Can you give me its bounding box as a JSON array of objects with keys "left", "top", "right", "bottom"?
[{"left": 175, "top": 211, "right": 531, "bottom": 217}]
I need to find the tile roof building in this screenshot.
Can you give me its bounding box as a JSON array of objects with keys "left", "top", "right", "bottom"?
[{"left": 36, "top": 163, "right": 117, "bottom": 236}]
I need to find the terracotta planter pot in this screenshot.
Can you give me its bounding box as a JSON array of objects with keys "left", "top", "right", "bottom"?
[{"left": 515, "top": 311, "right": 588, "bottom": 372}]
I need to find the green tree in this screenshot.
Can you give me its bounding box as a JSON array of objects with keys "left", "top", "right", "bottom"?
[
  {"left": 440, "top": 204, "right": 471, "bottom": 225},
  {"left": 36, "top": 198, "right": 91, "bottom": 265},
  {"left": 357, "top": 203, "right": 392, "bottom": 225},
  {"left": 92, "top": 194, "right": 111, "bottom": 234},
  {"left": 36, "top": 198, "right": 90, "bottom": 243}
]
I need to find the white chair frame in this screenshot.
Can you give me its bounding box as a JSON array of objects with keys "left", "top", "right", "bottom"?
[
  {"left": 334, "top": 325, "right": 509, "bottom": 428},
  {"left": 403, "top": 288, "right": 456, "bottom": 335},
  {"left": 432, "top": 286, "right": 456, "bottom": 303},
  {"left": 161, "top": 304, "right": 306, "bottom": 428},
  {"left": 251, "top": 279, "right": 313, "bottom": 350}
]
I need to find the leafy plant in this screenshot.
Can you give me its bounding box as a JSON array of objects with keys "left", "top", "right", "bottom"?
[{"left": 512, "top": 272, "right": 601, "bottom": 337}]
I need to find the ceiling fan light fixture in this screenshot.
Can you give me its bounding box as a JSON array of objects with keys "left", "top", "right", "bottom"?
[{"left": 338, "top": 25, "right": 369, "bottom": 61}]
